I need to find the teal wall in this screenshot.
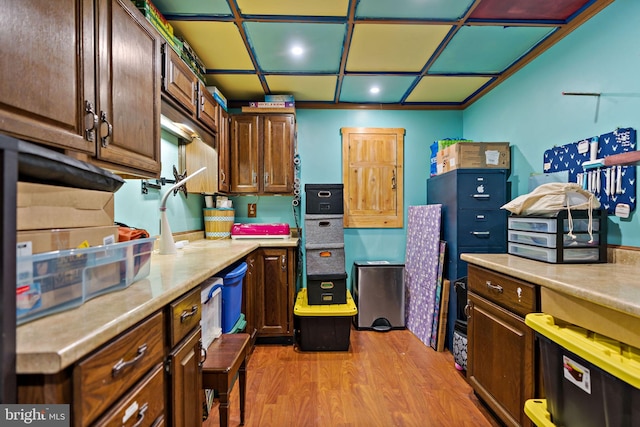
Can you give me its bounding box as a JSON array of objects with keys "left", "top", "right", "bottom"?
[{"left": 464, "top": 0, "right": 640, "bottom": 246}]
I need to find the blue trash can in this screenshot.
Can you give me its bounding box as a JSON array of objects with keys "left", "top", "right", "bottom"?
[{"left": 211, "top": 262, "right": 247, "bottom": 333}]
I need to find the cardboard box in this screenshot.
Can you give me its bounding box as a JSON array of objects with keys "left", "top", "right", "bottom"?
[
  {"left": 17, "top": 182, "right": 115, "bottom": 231},
  {"left": 438, "top": 142, "right": 510, "bottom": 174},
  {"left": 17, "top": 226, "right": 119, "bottom": 254}
]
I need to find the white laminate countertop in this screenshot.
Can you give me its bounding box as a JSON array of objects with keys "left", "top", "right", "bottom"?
[
  {"left": 16, "top": 238, "right": 299, "bottom": 374},
  {"left": 460, "top": 253, "right": 640, "bottom": 318}
]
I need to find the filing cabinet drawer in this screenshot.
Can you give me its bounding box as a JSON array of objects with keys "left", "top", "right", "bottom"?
[
  {"left": 168, "top": 287, "right": 201, "bottom": 347},
  {"left": 74, "top": 311, "right": 165, "bottom": 426},
  {"left": 467, "top": 264, "right": 537, "bottom": 317},
  {"left": 456, "top": 170, "right": 508, "bottom": 209},
  {"left": 93, "top": 364, "right": 165, "bottom": 426},
  {"left": 457, "top": 210, "right": 507, "bottom": 247}
]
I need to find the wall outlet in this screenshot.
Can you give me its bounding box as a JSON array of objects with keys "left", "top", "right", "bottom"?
[{"left": 248, "top": 203, "right": 257, "bottom": 218}]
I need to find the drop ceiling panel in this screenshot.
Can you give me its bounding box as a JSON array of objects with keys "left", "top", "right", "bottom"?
[
  {"left": 236, "top": 0, "right": 349, "bottom": 17},
  {"left": 429, "top": 25, "right": 557, "bottom": 74},
  {"left": 340, "top": 75, "right": 417, "bottom": 103},
  {"left": 347, "top": 24, "right": 452, "bottom": 72},
  {"left": 170, "top": 21, "right": 254, "bottom": 70},
  {"left": 470, "top": 0, "right": 592, "bottom": 21},
  {"left": 205, "top": 74, "right": 264, "bottom": 100},
  {"left": 152, "top": 0, "right": 231, "bottom": 16},
  {"left": 265, "top": 75, "right": 338, "bottom": 101},
  {"left": 406, "top": 76, "right": 492, "bottom": 103},
  {"left": 244, "top": 22, "right": 346, "bottom": 73},
  {"left": 355, "top": 0, "right": 475, "bottom": 20}
]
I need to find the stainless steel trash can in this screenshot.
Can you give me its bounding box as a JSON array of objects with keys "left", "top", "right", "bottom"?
[{"left": 352, "top": 261, "right": 405, "bottom": 331}]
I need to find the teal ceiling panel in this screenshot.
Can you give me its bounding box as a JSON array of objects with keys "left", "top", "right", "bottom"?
[
  {"left": 429, "top": 25, "right": 557, "bottom": 74},
  {"left": 355, "top": 0, "right": 475, "bottom": 20},
  {"left": 245, "top": 22, "right": 346, "bottom": 73},
  {"left": 339, "top": 75, "right": 416, "bottom": 103},
  {"left": 152, "top": 0, "right": 232, "bottom": 16}
]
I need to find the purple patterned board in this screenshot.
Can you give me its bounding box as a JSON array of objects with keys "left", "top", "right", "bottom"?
[{"left": 404, "top": 204, "right": 442, "bottom": 348}]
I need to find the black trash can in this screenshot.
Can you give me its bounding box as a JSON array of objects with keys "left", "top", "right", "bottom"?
[{"left": 453, "top": 277, "right": 468, "bottom": 371}]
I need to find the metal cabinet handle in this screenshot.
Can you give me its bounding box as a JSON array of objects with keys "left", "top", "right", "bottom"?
[
  {"left": 112, "top": 343, "right": 148, "bottom": 377},
  {"left": 252, "top": 171, "right": 257, "bottom": 185},
  {"left": 464, "top": 300, "right": 471, "bottom": 319},
  {"left": 200, "top": 339, "right": 207, "bottom": 367},
  {"left": 100, "top": 111, "right": 113, "bottom": 148},
  {"left": 131, "top": 402, "right": 149, "bottom": 427},
  {"left": 220, "top": 169, "right": 226, "bottom": 184},
  {"left": 281, "top": 255, "right": 287, "bottom": 271},
  {"left": 84, "top": 100, "right": 98, "bottom": 141},
  {"left": 392, "top": 169, "right": 397, "bottom": 189},
  {"left": 264, "top": 172, "right": 269, "bottom": 185},
  {"left": 486, "top": 280, "right": 503, "bottom": 293},
  {"left": 180, "top": 305, "right": 198, "bottom": 323},
  {"left": 471, "top": 231, "right": 490, "bottom": 237}
]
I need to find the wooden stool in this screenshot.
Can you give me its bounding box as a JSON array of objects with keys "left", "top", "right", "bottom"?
[{"left": 202, "top": 333, "right": 250, "bottom": 427}]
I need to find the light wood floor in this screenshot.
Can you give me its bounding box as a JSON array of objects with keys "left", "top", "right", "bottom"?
[{"left": 203, "top": 328, "right": 501, "bottom": 427}]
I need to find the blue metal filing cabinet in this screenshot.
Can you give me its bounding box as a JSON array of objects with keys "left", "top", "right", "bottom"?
[{"left": 427, "top": 169, "right": 509, "bottom": 348}]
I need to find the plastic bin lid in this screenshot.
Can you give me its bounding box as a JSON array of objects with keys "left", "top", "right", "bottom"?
[
  {"left": 220, "top": 262, "right": 248, "bottom": 281},
  {"left": 525, "top": 313, "right": 640, "bottom": 388},
  {"left": 294, "top": 289, "right": 357, "bottom": 317}
]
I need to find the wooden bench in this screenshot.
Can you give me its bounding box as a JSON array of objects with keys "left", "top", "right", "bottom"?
[{"left": 202, "top": 333, "right": 250, "bottom": 427}]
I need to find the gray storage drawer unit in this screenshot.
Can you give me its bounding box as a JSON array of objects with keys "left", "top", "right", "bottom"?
[
  {"left": 352, "top": 261, "right": 405, "bottom": 331},
  {"left": 304, "top": 214, "right": 344, "bottom": 245}
]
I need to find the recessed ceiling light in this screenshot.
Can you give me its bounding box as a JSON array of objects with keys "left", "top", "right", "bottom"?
[
  {"left": 291, "top": 46, "right": 304, "bottom": 56},
  {"left": 370, "top": 86, "right": 380, "bottom": 94}
]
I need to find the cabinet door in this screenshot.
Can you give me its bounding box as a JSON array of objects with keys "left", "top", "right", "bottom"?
[
  {"left": 257, "top": 248, "right": 293, "bottom": 337},
  {"left": 262, "top": 115, "right": 295, "bottom": 194},
  {"left": 162, "top": 45, "right": 198, "bottom": 115},
  {"left": 218, "top": 109, "right": 231, "bottom": 193},
  {"left": 94, "top": 0, "right": 161, "bottom": 177},
  {"left": 243, "top": 252, "right": 260, "bottom": 345},
  {"left": 230, "top": 115, "right": 260, "bottom": 193},
  {"left": 467, "top": 292, "right": 535, "bottom": 427},
  {"left": 0, "top": 0, "right": 95, "bottom": 153},
  {"left": 168, "top": 328, "right": 203, "bottom": 427},
  {"left": 197, "top": 83, "right": 218, "bottom": 133}
]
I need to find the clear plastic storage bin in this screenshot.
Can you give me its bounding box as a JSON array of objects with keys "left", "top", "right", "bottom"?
[{"left": 16, "top": 237, "right": 155, "bottom": 325}]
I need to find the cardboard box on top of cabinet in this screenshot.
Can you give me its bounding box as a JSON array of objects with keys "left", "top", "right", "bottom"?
[
  {"left": 437, "top": 142, "right": 510, "bottom": 174},
  {"left": 17, "top": 182, "right": 115, "bottom": 231},
  {"left": 17, "top": 225, "right": 119, "bottom": 254}
]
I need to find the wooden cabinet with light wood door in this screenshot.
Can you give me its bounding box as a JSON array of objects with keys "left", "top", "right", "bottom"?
[
  {"left": 230, "top": 114, "right": 295, "bottom": 195},
  {"left": 255, "top": 247, "right": 296, "bottom": 341},
  {"left": 466, "top": 264, "right": 540, "bottom": 427},
  {"left": 1, "top": 0, "right": 162, "bottom": 178}
]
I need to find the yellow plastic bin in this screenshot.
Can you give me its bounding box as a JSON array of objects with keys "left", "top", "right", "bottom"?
[
  {"left": 525, "top": 313, "right": 640, "bottom": 427},
  {"left": 294, "top": 288, "right": 357, "bottom": 351}
]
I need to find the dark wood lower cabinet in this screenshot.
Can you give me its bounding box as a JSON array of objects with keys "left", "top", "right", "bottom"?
[
  {"left": 167, "top": 327, "right": 202, "bottom": 427},
  {"left": 466, "top": 264, "right": 539, "bottom": 427}
]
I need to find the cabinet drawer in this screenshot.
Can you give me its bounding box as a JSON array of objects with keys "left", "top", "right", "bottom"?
[
  {"left": 168, "top": 287, "right": 201, "bottom": 347},
  {"left": 457, "top": 210, "right": 507, "bottom": 247},
  {"left": 457, "top": 171, "right": 508, "bottom": 209},
  {"left": 467, "top": 265, "right": 537, "bottom": 317},
  {"left": 74, "top": 311, "right": 165, "bottom": 426},
  {"left": 93, "top": 364, "right": 165, "bottom": 427}
]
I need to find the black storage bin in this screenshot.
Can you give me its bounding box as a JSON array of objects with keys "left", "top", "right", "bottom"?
[
  {"left": 305, "top": 184, "right": 344, "bottom": 214},
  {"left": 307, "top": 272, "right": 347, "bottom": 305},
  {"left": 454, "top": 277, "right": 467, "bottom": 322}
]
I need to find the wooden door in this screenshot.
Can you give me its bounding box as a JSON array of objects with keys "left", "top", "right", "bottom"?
[
  {"left": 341, "top": 128, "right": 404, "bottom": 228},
  {"left": 0, "top": 0, "right": 95, "bottom": 153},
  {"left": 257, "top": 248, "right": 290, "bottom": 336},
  {"left": 217, "top": 109, "right": 231, "bottom": 193},
  {"left": 168, "top": 328, "right": 202, "bottom": 427},
  {"left": 94, "top": 0, "right": 161, "bottom": 177},
  {"left": 262, "top": 115, "right": 295, "bottom": 194},
  {"left": 467, "top": 292, "right": 534, "bottom": 427},
  {"left": 230, "top": 115, "right": 260, "bottom": 193}
]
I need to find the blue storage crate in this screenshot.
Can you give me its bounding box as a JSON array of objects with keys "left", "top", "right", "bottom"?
[{"left": 214, "top": 262, "right": 247, "bottom": 333}]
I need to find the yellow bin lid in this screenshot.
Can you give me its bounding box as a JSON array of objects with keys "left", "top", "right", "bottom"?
[
  {"left": 294, "top": 288, "right": 358, "bottom": 317},
  {"left": 525, "top": 313, "right": 640, "bottom": 389}
]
